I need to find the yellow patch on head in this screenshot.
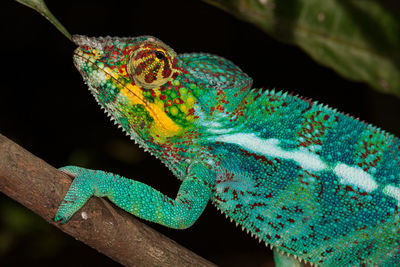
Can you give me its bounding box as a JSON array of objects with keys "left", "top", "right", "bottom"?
[{"left": 121, "top": 84, "right": 182, "bottom": 138}]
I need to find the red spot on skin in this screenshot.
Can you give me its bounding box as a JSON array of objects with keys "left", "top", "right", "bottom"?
[
  {"left": 174, "top": 98, "right": 183, "bottom": 104},
  {"left": 122, "top": 47, "right": 132, "bottom": 55},
  {"left": 171, "top": 57, "right": 178, "bottom": 65},
  {"left": 239, "top": 148, "right": 276, "bottom": 167},
  {"left": 104, "top": 45, "right": 114, "bottom": 52},
  {"left": 241, "top": 215, "right": 249, "bottom": 222},
  {"left": 232, "top": 190, "right": 239, "bottom": 200},
  {"left": 318, "top": 183, "right": 325, "bottom": 198},
  {"left": 300, "top": 179, "right": 310, "bottom": 185},
  {"left": 344, "top": 185, "right": 355, "bottom": 192},
  {"left": 246, "top": 190, "right": 262, "bottom": 197},
  {"left": 249, "top": 202, "right": 267, "bottom": 209},
  {"left": 281, "top": 244, "right": 297, "bottom": 253},
  {"left": 294, "top": 206, "right": 303, "bottom": 213},
  {"left": 162, "top": 63, "right": 172, "bottom": 78},
  {"left": 256, "top": 215, "right": 264, "bottom": 221},
  {"left": 214, "top": 195, "right": 227, "bottom": 203},
  {"left": 222, "top": 171, "right": 235, "bottom": 181},
  {"left": 134, "top": 49, "right": 151, "bottom": 60}
]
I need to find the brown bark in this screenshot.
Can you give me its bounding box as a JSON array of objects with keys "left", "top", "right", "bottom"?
[{"left": 0, "top": 133, "right": 215, "bottom": 267}]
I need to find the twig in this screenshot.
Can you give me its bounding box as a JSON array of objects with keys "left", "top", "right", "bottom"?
[{"left": 0, "top": 133, "right": 215, "bottom": 267}]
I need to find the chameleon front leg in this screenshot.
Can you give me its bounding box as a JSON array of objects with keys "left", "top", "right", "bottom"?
[{"left": 55, "top": 164, "right": 214, "bottom": 229}]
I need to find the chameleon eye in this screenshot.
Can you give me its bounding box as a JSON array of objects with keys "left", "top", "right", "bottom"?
[
  {"left": 155, "top": 51, "right": 165, "bottom": 59},
  {"left": 127, "top": 41, "right": 174, "bottom": 89}
]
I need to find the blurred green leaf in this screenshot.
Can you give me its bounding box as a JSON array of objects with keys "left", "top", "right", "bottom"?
[
  {"left": 205, "top": 0, "right": 400, "bottom": 97},
  {"left": 1, "top": 201, "right": 38, "bottom": 232},
  {"left": 67, "top": 149, "right": 93, "bottom": 167},
  {"left": 15, "top": 0, "right": 71, "bottom": 40},
  {"left": 0, "top": 199, "right": 67, "bottom": 259},
  {"left": 106, "top": 139, "right": 146, "bottom": 164},
  {"left": 0, "top": 232, "right": 14, "bottom": 255}
]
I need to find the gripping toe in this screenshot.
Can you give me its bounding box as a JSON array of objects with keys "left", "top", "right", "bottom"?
[{"left": 55, "top": 166, "right": 95, "bottom": 224}]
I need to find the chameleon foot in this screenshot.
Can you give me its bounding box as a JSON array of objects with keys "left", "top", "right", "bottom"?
[{"left": 55, "top": 166, "right": 96, "bottom": 224}]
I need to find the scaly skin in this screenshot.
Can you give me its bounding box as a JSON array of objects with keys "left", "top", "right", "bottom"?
[{"left": 55, "top": 35, "right": 400, "bottom": 266}]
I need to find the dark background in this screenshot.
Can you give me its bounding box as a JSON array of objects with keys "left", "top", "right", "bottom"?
[{"left": 1, "top": 0, "right": 400, "bottom": 266}]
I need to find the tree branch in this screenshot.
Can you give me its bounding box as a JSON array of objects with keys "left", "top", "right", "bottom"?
[{"left": 0, "top": 133, "right": 215, "bottom": 267}]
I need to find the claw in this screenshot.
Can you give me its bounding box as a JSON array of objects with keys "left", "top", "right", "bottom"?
[{"left": 54, "top": 213, "right": 67, "bottom": 224}]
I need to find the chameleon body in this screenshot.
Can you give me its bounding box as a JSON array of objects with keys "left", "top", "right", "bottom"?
[{"left": 55, "top": 35, "right": 400, "bottom": 266}]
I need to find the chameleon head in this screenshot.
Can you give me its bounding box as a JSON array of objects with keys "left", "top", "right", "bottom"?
[{"left": 72, "top": 35, "right": 196, "bottom": 145}]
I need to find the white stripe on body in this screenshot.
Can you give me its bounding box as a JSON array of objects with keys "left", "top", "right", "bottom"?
[
  {"left": 214, "top": 133, "right": 327, "bottom": 172},
  {"left": 210, "top": 133, "right": 379, "bottom": 194},
  {"left": 383, "top": 185, "right": 400, "bottom": 205},
  {"left": 334, "top": 163, "right": 377, "bottom": 192}
]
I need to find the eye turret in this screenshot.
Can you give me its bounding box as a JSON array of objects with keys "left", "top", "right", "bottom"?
[{"left": 127, "top": 40, "right": 176, "bottom": 89}]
